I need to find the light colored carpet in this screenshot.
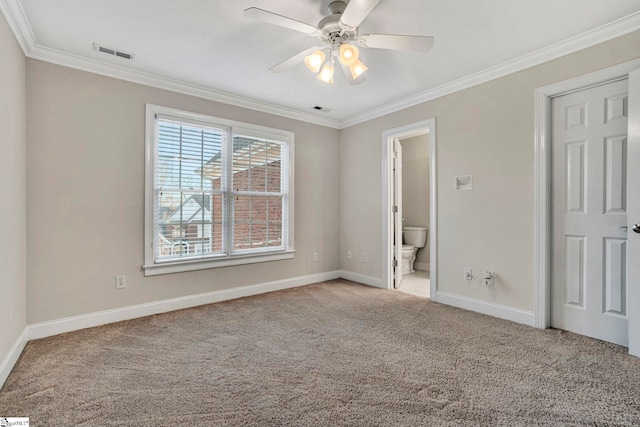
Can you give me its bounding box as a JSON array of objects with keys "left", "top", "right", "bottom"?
[{"left": 1, "top": 279, "right": 639, "bottom": 426}]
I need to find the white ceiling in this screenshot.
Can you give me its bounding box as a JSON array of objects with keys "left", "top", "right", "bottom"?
[{"left": 4, "top": 0, "right": 640, "bottom": 127}]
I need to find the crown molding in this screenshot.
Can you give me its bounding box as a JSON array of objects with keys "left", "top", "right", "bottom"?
[
  {"left": 0, "top": 0, "right": 34, "bottom": 53},
  {"left": 338, "top": 10, "right": 640, "bottom": 128},
  {"left": 2, "top": 0, "right": 639, "bottom": 130},
  {"left": 0, "top": 0, "right": 342, "bottom": 129},
  {"left": 27, "top": 45, "right": 343, "bottom": 129}
]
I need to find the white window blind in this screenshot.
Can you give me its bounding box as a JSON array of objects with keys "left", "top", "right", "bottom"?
[
  {"left": 155, "top": 116, "right": 227, "bottom": 261},
  {"left": 232, "top": 135, "right": 288, "bottom": 252},
  {"left": 144, "top": 105, "right": 294, "bottom": 275}
]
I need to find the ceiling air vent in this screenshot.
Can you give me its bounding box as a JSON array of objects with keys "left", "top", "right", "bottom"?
[
  {"left": 93, "top": 43, "right": 135, "bottom": 60},
  {"left": 312, "top": 106, "right": 333, "bottom": 113}
]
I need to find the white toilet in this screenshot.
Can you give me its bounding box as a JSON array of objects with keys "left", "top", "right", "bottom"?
[{"left": 402, "top": 226, "right": 428, "bottom": 274}]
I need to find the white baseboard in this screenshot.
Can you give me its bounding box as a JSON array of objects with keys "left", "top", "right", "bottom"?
[
  {"left": 339, "top": 270, "right": 384, "bottom": 288},
  {"left": 3, "top": 273, "right": 540, "bottom": 390},
  {"left": 414, "top": 262, "right": 430, "bottom": 271},
  {"left": 0, "top": 327, "right": 28, "bottom": 390},
  {"left": 435, "top": 291, "right": 535, "bottom": 327},
  {"left": 28, "top": 271, "right": 341, "bottom": 340}
]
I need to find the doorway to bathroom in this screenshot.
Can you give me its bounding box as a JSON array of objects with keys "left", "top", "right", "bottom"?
[{"left": 382, "top": 118, "right": 437, "bottom": 300}]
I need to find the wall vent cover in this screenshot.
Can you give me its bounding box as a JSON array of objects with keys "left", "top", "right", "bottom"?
[{"left": 93, "top": 43, "right": 135, "bottom": 60}]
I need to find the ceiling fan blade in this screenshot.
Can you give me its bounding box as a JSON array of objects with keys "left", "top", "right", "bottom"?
[
  {"left": 244, "top": 7, "right": 318, "bottom": 35},
  {"left": 358, "top": 34, "right": 435, "bottom": 52},
  {"left": 339, "top": 0, "right": 382, "bottom": 30},
  {"left": 269, "top": 45, "right": 324, "bottom": 73}
]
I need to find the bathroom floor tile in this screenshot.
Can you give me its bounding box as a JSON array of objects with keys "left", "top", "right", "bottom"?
[{"left": 398, "top": 270, "right": 430, "bottom": 298}]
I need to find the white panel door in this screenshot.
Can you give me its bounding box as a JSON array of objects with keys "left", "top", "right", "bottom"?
[
  {"left": 627, "top": 69, "right": 640, "bottom": 357},
  {"left": 551, "top": 79, "right": 629, "bottom": 346},
  {"left": 393, "top": 138, "right": 403, "bottom": 288}
]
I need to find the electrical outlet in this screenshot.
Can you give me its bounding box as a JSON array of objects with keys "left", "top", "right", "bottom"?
[
  {"left": 361, "top": 253, "right": 367, "bottom": 263},
  {"left": 312, "top": 251, "right": 318, "bottom": 262},
  {"left": 8, "top": 303, "right": 14, "bottom": 324},
  {"left": 347, "top": 251, "right": 352, "bottom": 259},
  {"left": 464, "top": 268, "right": 472, "bottom": 281},
  {"left": 115, "top": 275, "right": 126, "bottom": 290},
  {"left": 483, "top": 271, "right": 494, "bottom": 286}
]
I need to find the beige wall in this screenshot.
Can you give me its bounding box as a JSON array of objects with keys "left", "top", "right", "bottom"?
[
  {"left": 340, "top": 30, "right": 640, "bottom": 311},
  {"left": 401, "top": 134, "right": 430, "bottom": 266},
  {"left": 26, "top": 60, "right": 340, "bottom": 324},
  {"left": 12, "top": 23, "right": 640, "bottom": 328},
  {"left": 0, "top": 14, "right": 27, "bottom": 362}
]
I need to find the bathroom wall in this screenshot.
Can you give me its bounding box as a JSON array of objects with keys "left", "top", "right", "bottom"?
[{"left": 401, "top": 134, "right": 430, "bottom": 269}]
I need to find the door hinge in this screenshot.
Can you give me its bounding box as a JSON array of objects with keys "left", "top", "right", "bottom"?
[
  {"left": 394, "top": 260, "right": 398, "bottom": 268},
  {"left": 393, "top": 205, "right": 398, "bottom": 213}
]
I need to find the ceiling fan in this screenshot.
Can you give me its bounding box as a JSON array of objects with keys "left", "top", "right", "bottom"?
[{"left": 244, "top": 0, "right": 434, "bottom": 84}]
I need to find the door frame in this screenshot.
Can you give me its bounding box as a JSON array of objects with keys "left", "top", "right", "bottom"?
[
  {"left": 382, "top": 118, "right": 437, "bottom": 299},
  {"left": 533, "top": 58, "right": 640, "bottom": 352}
]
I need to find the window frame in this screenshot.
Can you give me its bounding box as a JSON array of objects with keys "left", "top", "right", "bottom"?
[{"left": 143, "top": 104, "right": 295, "bottom": 276}]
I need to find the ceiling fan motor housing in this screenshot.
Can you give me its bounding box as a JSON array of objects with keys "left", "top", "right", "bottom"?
[{"left": 320, "top": 0, "right": 357, "bottom": 48}]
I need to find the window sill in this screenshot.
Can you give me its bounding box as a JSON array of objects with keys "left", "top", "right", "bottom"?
[{"left": 143, "top": 250, "right": 296, "bottom": 276}]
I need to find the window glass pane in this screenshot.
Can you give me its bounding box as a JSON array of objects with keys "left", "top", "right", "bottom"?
[
  {"left": 156, "top": 191, "right": 224, "bottom": 259},
  {"left": 200, "top": 130, "right": 225, "bottom": 184},
  {"left": 233, "top": 195, "right": 283, "bottom": 250},
  {"left": 233, "top": 136, "right": 283, "bottom": 193},
  {"left": 266, "top": 195, "right": 283, "bottom": 248},
  {"left": 155, "top": 118, "right": 227, "bottom": 261},
  {"left": 210, "top": 194, "right": 225, "bottom": 254},
  {"left": 233, "top": 195, "right": 251, "bottom": 249},
  {"left": 232, "top": 137, "right": 252, "bottom": 192},
  {"left": 266, "top": 143, "right": 282, "bottom": 193},
  {"left": 157, "top": 121, "right": 223, "bottom": 191},
  {"left": 156, "top": 191, "right": 181, "bottom": 258},
  {"left": 249, "top": 163, "right": 266, "bottom": 191},
  {"left": 157, "top": 124, "right": 181, "bottom": 189}
]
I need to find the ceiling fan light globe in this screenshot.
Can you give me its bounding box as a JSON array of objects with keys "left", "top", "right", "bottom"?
[
  {"left": 339, "top": 44, "right": 359, "bottom": 66},
  {"left": 317, "top": 62, "right": 335, "bottom": 84},
  {"left": 349, "top": 60, "right": 368, "bottom": 79},
  {"left": 304, "top": 50, "right": 326, "bottom": 73}
]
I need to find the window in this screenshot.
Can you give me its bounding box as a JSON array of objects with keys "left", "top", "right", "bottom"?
[{"left": 144, "top": 104, "right": 294, "bottom": 275}]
